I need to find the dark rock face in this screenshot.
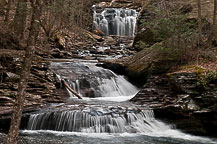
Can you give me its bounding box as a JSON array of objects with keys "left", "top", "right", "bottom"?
[
  {"left": 0, "top": 53, "right": 68, "bottom": 132},
  {"left": 131, "top": 72, "right": 217, "bottom": 137}
]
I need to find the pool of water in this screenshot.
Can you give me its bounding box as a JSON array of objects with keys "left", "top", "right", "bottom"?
[{"left": 20, "top": 130, "right": 217, "bottom": 144}]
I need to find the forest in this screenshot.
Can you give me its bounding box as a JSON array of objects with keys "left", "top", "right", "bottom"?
[{"left": 0, "top": 0, "right": 217, "bottom": 144}]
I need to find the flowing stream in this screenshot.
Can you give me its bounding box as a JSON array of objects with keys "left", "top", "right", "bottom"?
[{"left": 20, "top": 60, "right": 217, "bottom": 144}]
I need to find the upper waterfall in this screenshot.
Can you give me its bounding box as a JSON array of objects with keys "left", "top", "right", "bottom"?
[{"left": 93, "top": 8, "right": 137, "bottom": 37}]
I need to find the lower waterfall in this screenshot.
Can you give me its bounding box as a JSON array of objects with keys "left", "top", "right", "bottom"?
[
  {"left": 27, "top": 106, "right": 170, "bottom": 133},
  {"left": 22, "top": 61, "right": 217, "bottom": 144}
]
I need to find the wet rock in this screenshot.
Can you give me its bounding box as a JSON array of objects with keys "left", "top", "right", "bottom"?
[
  {"left": 104, "top": 49, "right": 116, "bottom": 55},
  {"left": 51, "top": 48, "right": 64, "bottom": 58},
  {"left": 4, "top": 72, "right": 20, "bottom": 82},
  {"left": 83, "top": 56, "right": 96, "bottom": 60},
  {"left": 131, "top": 72, "right": 217, "bottom": 137},
  {"left": 98, "top": 58, "right": 128, "bottom": 75}
]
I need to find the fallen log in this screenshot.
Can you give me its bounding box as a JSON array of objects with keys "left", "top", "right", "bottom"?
[{"left": 61, "top": 79, "right": 82, "bottom": 99}]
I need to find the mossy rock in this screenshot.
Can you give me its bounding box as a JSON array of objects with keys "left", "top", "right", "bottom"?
[
  {"left": 125, "top": 43, "right": 184, "bottom": 85},
  {"left": 133, "top": 29, "right": 159, "bottom": 51}
]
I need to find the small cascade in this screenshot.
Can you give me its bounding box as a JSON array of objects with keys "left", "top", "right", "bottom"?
[
  {"left": 27, "top": 106, "right": 171, "bottom": 133},
  {"left": 51, "top": 61, "right": 138, "bottom": 98},
  {"left": 93, "top": 8, "right": 137, "bottom": 37}
]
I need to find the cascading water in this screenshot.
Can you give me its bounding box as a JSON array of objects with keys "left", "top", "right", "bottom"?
[
  {"left": 93, "top": 7, "right": 137, "bottom": 37},
  {"left": 22, "top": 61, "right": 217, "bottom": 144},
  {"left": 27, "top": 106, "right": 171, "bottom": 133},
  {"left": 50, "top": 61, "right": 138, "bottom": 98}
]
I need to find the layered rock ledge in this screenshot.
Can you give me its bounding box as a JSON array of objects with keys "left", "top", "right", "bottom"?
[{"left": 131, "top": 72, "right": 217, "bottom": 137}]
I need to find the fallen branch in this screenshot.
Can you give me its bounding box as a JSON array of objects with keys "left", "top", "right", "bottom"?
[{"left": 61, "top": 79, "right": 82, "bottom": 99}]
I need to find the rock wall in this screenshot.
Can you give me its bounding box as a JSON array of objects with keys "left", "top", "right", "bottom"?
[
  {"left": 131, "top": 72, "right": 217, "bottom": 137},
  {"left": 0, "top": 50, "right": 68, "bottom": 132}
]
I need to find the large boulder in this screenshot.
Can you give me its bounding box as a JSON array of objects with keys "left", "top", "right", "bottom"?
[
  {"left": 125, "top": 43, "right": 183, "bottom": 85},
  {"left": 133, "top": 28, "right": 159, "bottom": 51}
]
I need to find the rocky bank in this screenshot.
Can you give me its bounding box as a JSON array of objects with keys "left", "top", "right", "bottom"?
[{"left": 131, "top": 71, "right": 217, "bottom": 137}]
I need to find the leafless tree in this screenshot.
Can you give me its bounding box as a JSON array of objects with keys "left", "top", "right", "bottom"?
[
  {"left": 197, "top": 0, "right": 202, "bottom": 42},
  {"left": 6, "top": 0, "right": 41, "bottom": 143},
  {"left": 4, "top": 0, "right": 12, "bottom": 23}
]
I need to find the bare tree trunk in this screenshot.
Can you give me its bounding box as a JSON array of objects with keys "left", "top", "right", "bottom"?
[
  {"left": 208, "top": 0, "right": 217, "bottom": 46},
  {"left": 196, "top": 0, "right": 202, "bottom": 65},
  {"left": 13, "top": 0, "right": 28, "bottom": 39},
  {"left": 4, "top": 0, "right": 12, "bottom": 23},
  {"left": 213, "top": 0, "right": 217, "bottom": 39},
  {"left": 197, "top": 0, "right": 202, "bottom": 42},
  {"left": 6, "top": 1, "right": 41, "bottom": 144}
]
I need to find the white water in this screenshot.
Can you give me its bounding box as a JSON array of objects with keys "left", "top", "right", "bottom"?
[
  {"left": 25, "top": 61, "right": 217, "bottom": 144},
  {"left": 88, "top": 95, "right": 135, "bottom": 102},
  {"left": 21, "top": 130, "right": 217, "bottom": 144},
  {"left": 27, "top": 108, "right": 169, "bottom": 133},
  {"left": 51, "top": 62, "right": 139, "bottom": 98},
  {"left": 93, "top": 8, "right": 137, "bottom": 37}
]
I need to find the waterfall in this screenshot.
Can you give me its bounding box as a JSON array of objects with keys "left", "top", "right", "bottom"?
[
  {"left": 93, "top": 8, "right": 137, "bottom": 37},
  {"left": 28, "top": 61, "right": 171, "bottom": 133},
  {"left": 23, "top": 60, "right": 217, "bottom": 144},
  {"left": 51, "top": 62, "right": 138, "bottom": 98},
  {"left": 27, "top": 106, "right": 171, "bottom": 133}
]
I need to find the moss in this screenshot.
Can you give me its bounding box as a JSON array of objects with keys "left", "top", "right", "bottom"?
[
  {"left": 177, "top": 65, "right": 205, "bottom": 74},
  {"left": 133, "top": 29, "right": 158, "bottom": 49},
  {"left": 196, "top": 70, "right": 217, "bottom": 89}
]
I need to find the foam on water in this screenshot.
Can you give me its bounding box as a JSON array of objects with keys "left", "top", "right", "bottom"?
[
  {"left": 88, "top": 95, "right": 136, "bottom": 102},
  {"left": 21, "top": 130, "right": 217, "bottom": 144}
]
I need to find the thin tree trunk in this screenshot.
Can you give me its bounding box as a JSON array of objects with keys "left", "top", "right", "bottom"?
[
  {"left": 13, "top": 0, "right": 28, "bottom": 39},
  {"left": 6, "top": 1, "right": 41, "bottom": 144},
  {"left": 197, "top": 0, "right": 202, "bottom": 42},
  {"left": 208, "top": 0, "right": 217, "bottom": 45},
  {"left": 196, "top": 0, "right": 202, "bottom": 65},
  {"left": 213, "top": 0, "right": 217, "bottom": 39},
  {"left": 4, "top": 0, "right": 12, "bottom": 23}
]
